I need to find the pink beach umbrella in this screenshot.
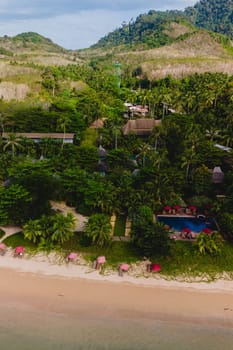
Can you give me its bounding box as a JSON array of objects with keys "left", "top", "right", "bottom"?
[
  {"left": 97, "top": 256, "right": 106, "bottom": 264},
  {"left": 0, "top": 243, "right": 6, "bottom": 255},
  {"left": 67, "top": 252, "right": 78, "bottom": 261},
  {"left": 151, "top": 264, "right": 161, "bottom": 272},
  {"left": 120, "top": 263, "right": 130, "bottom": 272},
  {"left": 0, "top": 243, "right": 6, "bottom": 250}
]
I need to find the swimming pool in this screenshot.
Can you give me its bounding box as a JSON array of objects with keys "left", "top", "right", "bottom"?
[{"left": 157, "top": 215, "right": 217, "bottom": 233}]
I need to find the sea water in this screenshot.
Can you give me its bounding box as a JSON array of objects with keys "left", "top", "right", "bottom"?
[{"left": 0, "top": 308, "right": 233, "bottom": 350}]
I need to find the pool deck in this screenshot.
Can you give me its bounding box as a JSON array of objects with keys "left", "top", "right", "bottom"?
[{"left": 156, "top": 212, "right": 211, "bottom": 241}]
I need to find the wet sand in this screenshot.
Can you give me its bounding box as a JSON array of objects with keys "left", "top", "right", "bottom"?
[{"left": 1, "top": 267, "right": 233, "bottom": 328}]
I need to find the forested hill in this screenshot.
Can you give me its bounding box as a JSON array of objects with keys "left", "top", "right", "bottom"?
[
  {"left": 92, "top": 0, "right": 233, "bottom": 50},
  {"left": 184, "top": 0, "right": 233, "bottom": 39},
  {"left": 0, "top": 32, "right": 66, "bottom": 55},
  {"left": 91, "top": 11, "right": 190, "bottom": 49}
]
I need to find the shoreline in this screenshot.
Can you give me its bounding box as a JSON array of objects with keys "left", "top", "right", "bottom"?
[
  {"left": 1, "top": 250, "right": 233, "bottom": 329},
  {"left": 1, "top": 249, "right": 233, "bottom": 292}
]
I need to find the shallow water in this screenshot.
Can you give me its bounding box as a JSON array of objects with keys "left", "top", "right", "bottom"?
[{"left": 1, "top": 308, "right": 233, "bottom": 350}]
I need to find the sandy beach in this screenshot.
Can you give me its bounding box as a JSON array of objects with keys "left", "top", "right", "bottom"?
[{"left": 1, "top": 250, "right": 233, "bottom": 330}]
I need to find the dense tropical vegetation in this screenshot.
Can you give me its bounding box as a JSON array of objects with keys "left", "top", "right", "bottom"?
[{"left": 0, "top": 0, "right": 233, "bottom": 279}]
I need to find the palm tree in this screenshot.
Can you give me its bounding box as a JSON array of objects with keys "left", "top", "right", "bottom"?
[
  {"left": 138, "top": 143, "right": 151, "bottom": 167},
  {"left": 23, "top": 219, "right": 44, "bottom": 244},
  {"left": 3, "top": 133, "right": 23, "bottom": 157},
  {"left": 51, "top": 212, "right": 75, "bottom": 245},
  {"left": 84, "top": 214, "right": 112, "bottom": 247},
  {"left": 57, "top": 115, "right": 71, "bottom": 149}
]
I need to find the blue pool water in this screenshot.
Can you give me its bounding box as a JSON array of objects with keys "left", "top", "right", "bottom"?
[{"left": 157, "top": 215, "right": 217, "bottom": 233}]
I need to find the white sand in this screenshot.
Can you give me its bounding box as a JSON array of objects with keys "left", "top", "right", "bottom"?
[
  {"left": 0, "top": 248, "right": 233, "bottom": 293},
  {"left": 1, "top": 249, "right": 233, "bottom": 328}
]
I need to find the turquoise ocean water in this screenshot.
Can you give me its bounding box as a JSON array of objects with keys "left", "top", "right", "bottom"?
[{"left": 1, "top": 309, "right": 233, "bottom": 350}]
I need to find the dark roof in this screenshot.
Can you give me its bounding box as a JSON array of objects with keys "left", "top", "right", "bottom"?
[{"left": 122, "top": 119, "right": 161, "bottom": 136}]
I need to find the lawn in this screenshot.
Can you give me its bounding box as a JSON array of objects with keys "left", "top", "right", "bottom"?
[{"left": 113, "top": 215, "right": 126, "bottom": 237}]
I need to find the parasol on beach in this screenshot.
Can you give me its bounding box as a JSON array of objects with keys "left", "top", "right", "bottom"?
[
  {"left": 14, "top": 246, "right": 24, "bottom": 256},
  {"left": 97, "top": 256, "right": 106, "bottom": 264},
  {"left": 120, "top": 263, "right": 130, "bottom": 272},
  {"left": 0, "top": 243, "right": 6, "bottom": 250},
  {"left": 151, "top": 264, "right": 161, "bottom": 272},
  {"left": 67, "top": 252, "right": 78, "bottom": 261},
  {"left": 0, "top": 243, "right": 6, "bottom": 255}
]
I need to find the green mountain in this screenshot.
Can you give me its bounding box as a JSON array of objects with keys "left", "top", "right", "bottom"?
[
  {"left": 184, "top": 0, "right": 233, "bottom": 39},
  {"left": 91, "top": 11, "right": 189, "bottom": 50},
  {"left": 92, "top": 0, "right": 233, "bottom": 50},
  {"left": 0, "top": 32, "right": 66, "bottom": 54}
]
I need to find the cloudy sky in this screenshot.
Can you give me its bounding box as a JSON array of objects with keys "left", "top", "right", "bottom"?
[{"left": 0, "top": 1, "right": 197, "bottom": 50}]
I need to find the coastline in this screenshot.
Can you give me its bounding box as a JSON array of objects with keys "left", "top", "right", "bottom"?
[{"left": 1, "top": 250, "right": 233, "bottom": 329}]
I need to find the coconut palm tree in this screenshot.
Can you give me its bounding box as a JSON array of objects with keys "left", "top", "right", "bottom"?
[
  {"left": 3, "top": 133, "right": 23, "bottom": 157},
  {"left": 84, "top": 214, "right": 112, "bottom": 247},
  {"left": 51, "top": 212, "right": 75, "bottom": 245},
  {"left": 57, "top": 114, "right": 71, "bottom": 149}
]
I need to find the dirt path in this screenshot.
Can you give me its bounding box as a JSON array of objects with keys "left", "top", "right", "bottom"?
[{"left": 50, "top": 201, "right": 88, "bottom": 231}]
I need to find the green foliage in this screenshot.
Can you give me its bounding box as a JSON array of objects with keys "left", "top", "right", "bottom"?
[
  {"left": 23, "top": 212, "right": 75, "bottom": 248},
  {"left": 84, "top": 213, "right": 112, "bottom": 247},
  {"left": 131, "top": 219, "right": 171, "bottom": 258},
  {"left": 8, "top": 161, "right": 60, "bottom": 218},
  {"left": 0, "top": 184, "right": 32, "bottom": 225},
  {"left": 196, "top": 231, "right": 223, "bottom": 255},
  {"left": 218, "top": 213, "right": 233, "bottom": 240},
  {"left": 80, "top": 128, "right": 98, "bottom": 147},
  {"left": 92, "top": 11, "right": 187, "bottom": 50},
  {"left": 113, "top": 215, "right": 126, "bottom": 237},
  {"left": 185, "top": 0, "right": 233, "bottom": 39}
]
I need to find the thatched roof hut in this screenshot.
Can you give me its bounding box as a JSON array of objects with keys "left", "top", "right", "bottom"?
[
  {"left": 122, "top": 119, "right": 161, "bottom": 136},
  {"left": 89, "top": 118, "right": 106, "bottom": 129}
]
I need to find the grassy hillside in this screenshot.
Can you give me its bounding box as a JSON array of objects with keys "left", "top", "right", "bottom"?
[
  {"left": 80, "top": 28, "right": 233, "bottom": 80},
  {"left": 0, "top": 32, "right": 86, "bottom": 100}
]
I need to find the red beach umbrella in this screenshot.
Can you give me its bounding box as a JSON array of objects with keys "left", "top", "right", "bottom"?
[
  {"left": 120, "top": 263, "right": 129, "bottom": 272},
  {"left": 188, "top": 205, "right": 197, "bottom": 211},
  {"left": 202, "top": 228, "right": 212, "bottom": 234},
  {"left": 15, "top": 246, "right": 24, "bottom": 254},
  {"left": 15, "top": 246, "right": 24, "bottom": 256},
  {"left": 151, "top": 264, "right": 161, "bottom": 272},
  {"left": 182, "top": 227, "right": 191, "bottom": 233},
  {"left": 163, "top": 205, "right": 171, "bottom": 212},
  {"left": 97, "top": 256, "right": 106, "bottom": 264}
]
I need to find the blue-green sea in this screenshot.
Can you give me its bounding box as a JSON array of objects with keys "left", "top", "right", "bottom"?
[{"left": 1, "top": 309, "right": 233, "bottom": 350}]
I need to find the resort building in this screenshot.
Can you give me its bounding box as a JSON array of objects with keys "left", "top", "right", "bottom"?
[
  {"left": 2, "top": 132, "right": 75, "bottom": 144},
  {"left": 122, "top": 118, "right": 161, "bottom": 136}
]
